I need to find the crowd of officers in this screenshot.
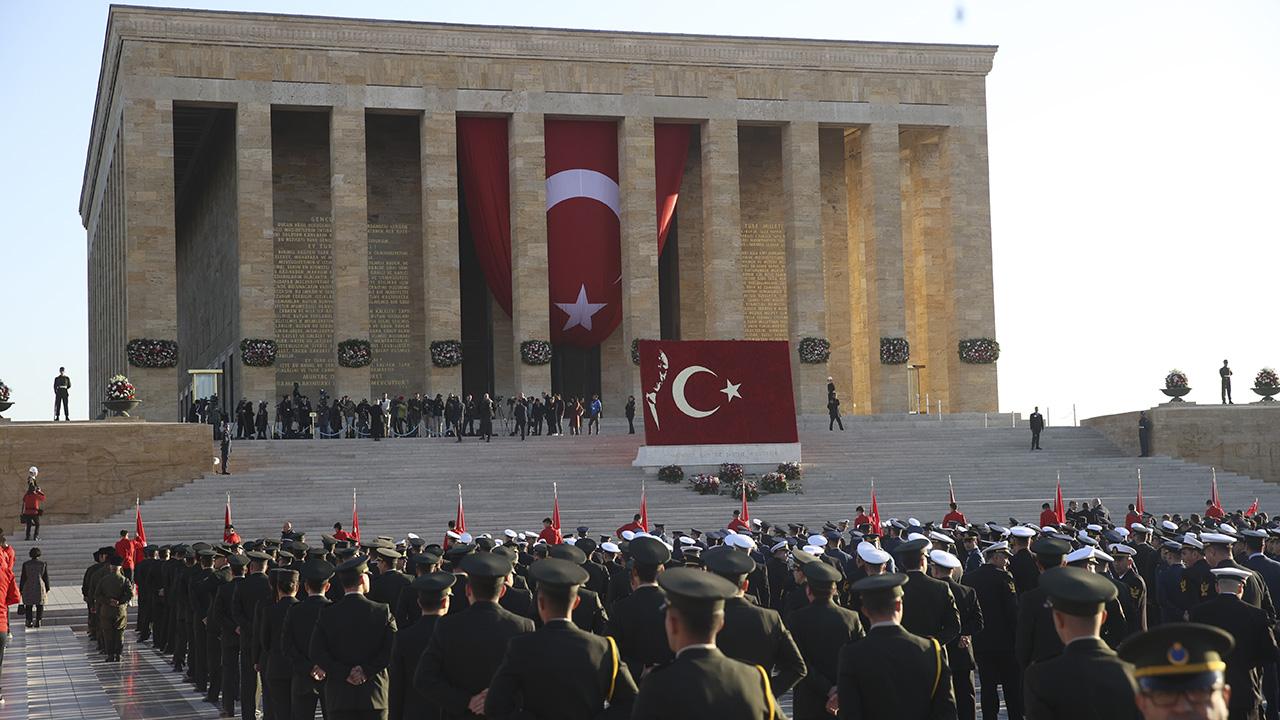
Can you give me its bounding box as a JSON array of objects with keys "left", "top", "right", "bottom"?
[{"left": 76, "top": 506, "right": 1280, "bottom": 720}]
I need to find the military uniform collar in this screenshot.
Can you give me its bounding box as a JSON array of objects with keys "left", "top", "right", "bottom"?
[{"left": 675, "top": 643, "right": 717, "bottom": 659}]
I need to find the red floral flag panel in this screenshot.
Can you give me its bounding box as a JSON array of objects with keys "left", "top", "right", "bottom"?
[
  {"left": 544, "top": 119, "right": 622, "bottom": 347},
  {"left": 638, "top": 340, "right": 798, "bottom": 446}
]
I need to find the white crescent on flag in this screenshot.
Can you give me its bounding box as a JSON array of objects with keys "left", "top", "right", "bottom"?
[{"left": 545, "top": 169, "right": 621, "bottom": 217}]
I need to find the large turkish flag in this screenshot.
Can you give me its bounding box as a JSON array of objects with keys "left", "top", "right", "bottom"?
[
  {"left": 545, "top": 120, "right": 621, "bottom": 347},
  {"left": 638, "top": 340, "right": 798, "bottom": 446}
]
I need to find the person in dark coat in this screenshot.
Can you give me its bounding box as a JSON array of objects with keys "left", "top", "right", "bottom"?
[
  {"left": 1190, "top": 567, "right": 1280, "bottom": 720},
  {"left": 702, "top": 546, "right": 807, "bottom": 698},
  {"left": 1021, "top": 567, "right": 1138, "bottom": 719},
  {"left": 787, "top": 559, "right": 864, "bottom": 720},
  {"left": 828, "top": 392, "right": 845, "bottom": 431},
  {"left": 963, "top": 542, "right": 1023, "bottom": 720},
  {"left": 835, "top": 573, "right": 956, "bottom": 719},
  {"left": 477, "top": 393, "right": 494, "bottom": 442},
  {"left": 624, "top": 395, "right": 636, "bottom": 434},
  {"left": 1156, "top": 541, "right": 1186, "bottom": 625},
  {"left": 309, "top": 556, "right": 398, "bottom": 719},
  {"left": 233, "top": 552, "right": 272, "bottom": 720},
  {"left": 931, "top": 551, "right": 983, "bottom": 720},
  {"left": 604, "top": 538, "right": 673, "bottom": 675},
  {"left": 1177, "top": 536, "right": 1216, "bottom": 619},
  {"left": 53, "top": 366, "right": 71, "bottom": 420},
  {"left": 1137, "top": 411, "right": 1153, "bottom": 457},
  {"left": 1108, "top": 545, "right": 1148, "bottom": 639},
  {"left": 1015, "top": 538, "right": 1071, "bottom": 669},
  {"left": 1008, "top": 530, "right": 1040, "bottom": 595},
  {"left": 282, "top": 560, "right": 333, "bottom": 720},
  {"left": 485, "top": 558, "right": 638, "bottom": 719},
  {"left": 259, "top": 569, "right": 299, "bottom": 720},
  {"left": 212, "top": 554, "right": 247, "bottom": 715},
  {"left": 894, "top": 539, "right": 961, "bottom": 646},
  {"left": 631, "top": 568, "right": 778, "bottom": 720},
  {"left": 368, "top": 548, "right": 411, "bottom": 611},
  {"left": 1029, "top": 407, "right": 1045, "bottom": 450},
  {"left": 414, "top": 553, "right": 534, "bottom": 719},
  {"left": 388, "top": 572, "right": 452, "bottom": 720},
  {"left": 188, "top": 550, "right": 218, "bottom": 695}
]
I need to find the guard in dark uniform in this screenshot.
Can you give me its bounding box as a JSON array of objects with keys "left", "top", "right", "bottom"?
[
  {"left": 1222, "top": 359, "right": 1234, "bottom": 404},
  {"left": 53, "top": 366, "right": 70, "bottom": 420},
  {"left": 486, "top": 558, "right": 639, "bottom": 718},
  {"left": 1118, "top": 623, "right": 1233, "bottom": 720},
  {"left": 282, "top": 559, "right": 333, "bottom": 720},
  {"left": 234, "top": 551, "right": 273, "bottom": 720},
  {"left": 1015, "top": 538, "right": 1071, "bottom": 669},
  {"left": 1108, "top": 544, "right": 1148, "bottom": 639},
  {"left": 414, "top": 552, "right": 534, "bottom": 719},
  {"left": 1190, "top": 567, "right": 1279, "bottom": 719},
  {"left": 703, "top": 545, "right": 807, "bottom": 697},
  {"left": 787, "top": 559, "right": 864, "bottom": 720},
  {"left": 369, "top": 548, "right": 411, "bottom": 610},
  {"left": 544, "top": 544, "right": 609, "bottom": 633},
  {"left": 259, "top": 569, "right": 299, "bottom": 720},
  {"left": 388, "top": 572, "right": 453, "bottom": 720},
  {"left": 95, "top": 553, "right": 133, "bottom": 662},
  {"left": 1022, "top": 567, "right": 1138, "bottom": 718},
  {"left": 605, "top": 537, "right": 674, "bottom": 674},
  {"left": 1008, "top": 529, "right": 1040, "bottom": 595},
  {"left": 894, "top": 538, "right": 961, "bottom": 645},
  {"left": 202, "top": 552, "right": 232, "bottom": 705},
  {"left": 187, "top": 549, "right": 217, "bottom": 694},
  {"left": 836, "top": 573, "right": 956, "bottom": 719},
  {"left": 395, "top": 550, "right": 443, "bottom": 629},
  {"left": 1137, "top": 412, "right": 1153, "bottom": 457},
  {"left": 1029, "top": 407, "right": 1045, "bottom": 450},
  {"left": 632, "top": 567, "right": 777, "bottom": 720},
  {"left": 1178, "top": 535, "right": 1215, "bottom": 620},
  {"left": 309, "top": 555, "right": 398, "bottom": 720},
  {"left": 930, "top": 550, "right": 983, "bottom": 720},
  {"left": 214, "top": 554, "right": 248, "bottom": 717},
  {"left": 963, "top": 541, "right": 1023, "bottom": 720}
]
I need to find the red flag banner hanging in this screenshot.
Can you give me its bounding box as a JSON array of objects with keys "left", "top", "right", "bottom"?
[
  {"left": 457, "top": 117, "right": 513, "bottom": 316},
  {"left": 455, "top": 485, "right": 467, "bottom": 534},
  {"left": 869, "top": 482, "right": 882, "bottom": 535},
  {"left": 1135, "top": 471, "right": 1145, "bottom": 515},
  {"left": 552, "top": 483, "right": 562, "bottom": 531},
  {"left": 351, "top": 490, "right": 361, "bottom": 544},
  {"left": 1054, "top": 481, "right": 1066, "bottom": 525},
  {"left": 135, "top": 498, "right": 147, "bottom": 546},
  {"left": 639, "top": 482, "right": 649, "bottom": 532},
  {"left": 638, "top": 340, "right": 798, "bottom": 446},
  {"left": 545, "top": 119, "right": 621, "bottom": 347},
  {"left": 1246, "top": 498, "right": 1259, "bottom": 517},
  {"left": 223, "top": 493, "right": 234, "bottom": 543},
  {"left": 655, "top": 124, "right": 692, "bottom": 254}
]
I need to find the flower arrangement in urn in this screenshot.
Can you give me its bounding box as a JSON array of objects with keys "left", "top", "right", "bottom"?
[
  {"left": 1162, "top": 369, "right": 1191, "bottom": 402},
  {"left": 0, "top": 379, "right": 11, "bottom": 403},
  {"left": 105, "top": 374, "right": 137, "bottom": 401},
  {"left": 1255, "top": 368, "right": 1280, "bottom": 402}
]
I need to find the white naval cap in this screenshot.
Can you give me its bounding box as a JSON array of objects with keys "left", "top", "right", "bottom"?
[
  {"left": 1085, "top": 524, "right": 1103, "bottom": 533},
  {"left": 1065, "top": 547, "right": 1098, "bottom": 564},
  {"left": 445, "top": 531, "right": 461, "bottom": 540},
  {"left": 726, "top": 533, "right": 757, "bottom": 550},
  {"left": 857, "top": 542, "right": 891, "bottom": 565},
  {"left": 1109, "top": 544, "right": 1137, "bottom": 556},
  {"left": 503, "top": 529, "right": 517, "bottom": 539},
  {"left": 807, "top": 534, "right": 829, "bottom": 547},
  {"left": 929, "top": 531, "right": 954, "bottom": 545},
  {"left": 601, "top": 541, "right": 621, "bottom": 553},
  {"left": 1010, "top": 526, "right": 1036, "bottom": 539},
  {"left": 802, "top": 545, "right": 825, "bottom": 556},
  {"left": 1162, "top": 520, "right": 1179, "bottom": 532},
  {"left": 983, "top": 541, "right": 1011, "bottom": 556},
  {"left": 929, "top": 550, "right": 961, "bottom": 569},
  {"left": 679, "top": 536, "right": 695, "bottom": 546},
  {"left": 621, "top": 530, "right": 636, "bottom": 541},
  {"left": 1115, "top": 527, "right": 1131, "bottom": 539},
  {"left": 771, "top": 540, "right": 790, "bottom": 553},
  {"left": 1219, "top": 523, "right": 1238, "bottom": 535},
  {"left": 1200, "top": 533, "right": 1236, "bottom": 546},
  {"left": 1040, "top": 526, "right": 1056, "bottom": 533},
  {"left": 1181, "top": 534, "right": 1205, "bottom": 550},
  {"left": 28, "top": 466, "right": 38, "bottom": 475},
  {"left": 564, "top": 537, "right": 577, "bottom": 545},
  {"left": 1094, "top": 549, "right": 1115, "bottom": 564},
  {"left": 459, "top": 532, "right": 473, "bottom": 544},
  {"left": 1210, "top": 567, "right": 1251, "bottom": 582},
  {"left": 1130, "top": 523, "right": 1150, "bottom": 533}
]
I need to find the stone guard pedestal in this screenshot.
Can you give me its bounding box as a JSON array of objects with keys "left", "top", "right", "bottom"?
[{"left": 633, "top": 442, "right": 801, "bottom": 474}]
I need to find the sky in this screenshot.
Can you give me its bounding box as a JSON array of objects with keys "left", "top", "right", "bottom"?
[{"left": 1, "top": 0, "right": 1277, "bottom": 425}]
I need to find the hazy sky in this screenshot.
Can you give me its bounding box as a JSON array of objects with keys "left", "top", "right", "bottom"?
[{"left": 1, "top": 1, "right": 1277, "bottom": 424}]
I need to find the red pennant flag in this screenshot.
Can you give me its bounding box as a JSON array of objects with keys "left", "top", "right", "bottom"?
[
  {"left": 869, "top": 481, "right": 882, "bottom": 535},
  {"left": 1135, "top": 470, "right": 1145, "bottom": 515},
  {"left": 351, "top": 489, "right": 361, "bottom": 544},
  {"left": 1246, "top": 498, "right": 1259, "bottom": 517},
  {"left": 552, "top": 483, "right": 562, "bottom": 532},
  {"left": 1211, "top": 472, "right": 1223, "bottom": 512},
  {"left": 223, "top": 492, "right": 234, "bottom": 543},
  {"left": 1053, "top": 475, "right": 1067, "bottom": 525},
  {"left": 740, "top": 483, "right": 752, "bottom": 523},
  {"left": 639, "top": 482, "right": 649, "bottom": 532},
  {"left": 455, "top": 484, "right": 467, "bottom": 534},
  {"left": 135, "top": 497, "right": 147, "bottom": 546},
  {"left": 948, "top": 475, "right": 956, "bottom": 506}
]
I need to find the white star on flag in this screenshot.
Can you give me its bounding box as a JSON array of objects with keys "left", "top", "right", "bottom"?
[
  {"left": 555, "top": 284, "right": 607, "bottom": 332},
  {"left": 720, "top": 379, "right": 742, "bottom": 402}
]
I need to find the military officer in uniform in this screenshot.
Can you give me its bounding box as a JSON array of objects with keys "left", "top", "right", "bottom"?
[
  {"left": 1022, "top": 566, "right": 1138, "bottom": 718},
  {"left": 213, "top": 553, "right": 248, "bottom": 717},
  {"left": 259, "top": 569, "right": 299, "bottom": 720},
  {"left": 1190, "top": 567, "right": 1279, "bottom": 720},
  {"left": 309, "top": 555, "right": 398, "bottom": 720},
  {"left": 369, "top": 547, "right": 411, "bottom": 610},
  {"left": 1221, "top": 359, "right": 1234, "bottom": 404},
  {"left": 606, "top": 536, "right": 675, "bottom": 674},
  {"left": 632, "top": 567, "right": 778, "bottom": 720},
  {"left": 234, "top": 550, "right": 273, "bottom": 720},
  {"left": 787, "top": 557, "right": 865, "bottom": 719},
  {"left": 187, "top": 548, "right": 217, "bottom": 695},
  {"left": 544, "top": 544, "right": 609, "bottom": 633},
  {"left": 486, "top": 557, "right": 639, "bottom": 718},
  {"left": 414, "top": 552, "right": 534, "bottom": 719},
  {"left": 388, "top": 572, "right": 453, "bottom": 720},
  {"left": 963, "top": 541, "right": 1022, "bottom": 720},
  {"left": 201, "top": 550, "right": 232, "bottom": 706},
  {"left": 1009, "top": 527, "right": 1040, "bottom": 594},
  {"left": 1015, "top": 537, "right": 1071, "bottom": 669},
  {"left": 1029, "top": 406, "right": 1045, "bottom": 450},
  {"left": 282, "top": 560, "right": 333, "bottom": 720},
  {"left": 1178, "top": 535, "right": 1215, "bottom": 620},
  {"left": 1109, "top": 544, "right": 1148, "bottom": 638},
  {"left": 395, "top": 549, "right": 443, "bottom": 629},
  {"left": 1118, "top": 623, "right": 1233, "bottom": 720},
  {"left": 931, "top": 550, "right": 983, "bottom": 720},
  {"left": 834, "top": 573, "right": 957, "bottom": 719},
  {"left": 702, "top": 545, "right": 807, "bottom": 697},
  {"left": 1202, "top": 532, "right": 1276, "bottom": 619},
  {"left": 95, "top": 553, "right": 133, "bottom": 662},
  {"left": 895, "top": 538, "right": 961, "bottom": 645}
]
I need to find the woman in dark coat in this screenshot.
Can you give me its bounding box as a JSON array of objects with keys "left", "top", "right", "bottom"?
[{"left": 19, "top": 547, "right": 49, "bottom": 628}]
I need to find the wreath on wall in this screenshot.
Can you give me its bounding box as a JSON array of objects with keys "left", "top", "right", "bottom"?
[
  {"left": 337, "top": 339, "right": 372, "bottom": 368},
  {"left": 239, "top": 338, "right": 278, "bottom": 367},
  {"left": 127, "top": 339, "right": 178, "bottom": 368},
  {"left": 520, "top": 340, "right": 553, "bottom": 366},
  {"left": 798, "top": 337, "right": 831, "bottom": 364},
  {"left": 880, "top": 337, "right": 910, "bottom": 365},
  {"left": 958, "top": 338, "right": 1000, "bottom": 364},
  {"left": 430, "top": 340, "right": 464, "bottom": 368}
]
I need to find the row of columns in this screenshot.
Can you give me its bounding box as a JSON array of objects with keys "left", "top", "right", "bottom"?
[{"left": 111, "top": 94, "right": 992, "bottom": 420}]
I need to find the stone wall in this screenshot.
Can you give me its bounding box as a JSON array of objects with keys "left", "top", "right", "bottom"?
[
  {"left": 1083, "top": 403, "right": 1280, "bottom": 483},
  {"left": 738, "top": 126, "right": 787, "bottom": 341},
  {"left": 0, "top": 422, "right": 211, "bottom": 523}
]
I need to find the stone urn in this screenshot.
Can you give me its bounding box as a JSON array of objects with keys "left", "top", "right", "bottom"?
[
  {"left": 103, "top": 399, "right": 141, "bottom": 417},
  {"left": 1160, "top": 386, "right": 1191, "bottom": 402},
  {"left": 1253, "top": 386, "right": 1280, "bottom": 402},
  {"left": 0, "top": 400, "right": 12, "bottom": 419}
]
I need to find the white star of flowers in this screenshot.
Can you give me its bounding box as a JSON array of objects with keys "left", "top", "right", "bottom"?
[
  {"left": 720, "top": 379, "right": 742, "bottom": 403},
  {"left": 555, "top": 284, "right": 607, "bottom": 332}
]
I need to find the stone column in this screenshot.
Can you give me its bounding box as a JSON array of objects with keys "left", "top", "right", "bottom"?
[
  {"left": 700, "top": 118, "right": 744, "bottom": 338},
  {"left": 942, "top": 124, "right": 998, "bottom": 412},
  {"left": 783, "top": 121, "right": 827, "bottom": 415},
  {"left": 614, "top": 116, "right": 660, "bottom": 408},
  {"left": 122, "top": 96, "right": 179, "bottom": 420},
  {"left": 820, "top": 128, "right": 853, "bottom": 410},
  {"left": 902, "top": 133, "right": 953, "bottom": 414},
  {"left": 509, "top": 113, "right": 552, "bottom": 394},
  {"left": 331, "top": 105, "right": 371, "bottom": 401},
  {"left": 677, "top": 133, "right": 705, "bottom": 339},
  {"left": 860, "top": 123, "right": 908, "bottom": 414},
  {"left": 235, "top": 100, "right": 276, "bottom": 408},
  {"left": 421, "top": 110, "right": 462, "bottom": 396}
]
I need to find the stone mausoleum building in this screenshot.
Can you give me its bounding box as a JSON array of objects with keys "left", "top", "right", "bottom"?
[{"left": 82, "top": 6, "right": 1000, "bottom": 421}]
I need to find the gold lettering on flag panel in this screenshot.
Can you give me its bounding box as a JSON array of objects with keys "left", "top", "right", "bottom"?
[
  {"left": 274, "top": 217, "right": 336, "bottom": 395},
  {"left": 740, "top": 222, "right": 788, "bottom": 340}
]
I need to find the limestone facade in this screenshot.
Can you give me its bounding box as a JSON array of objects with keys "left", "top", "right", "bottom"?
[{"left": 82, "top": 7, "right": 1000, "bottom": 420}]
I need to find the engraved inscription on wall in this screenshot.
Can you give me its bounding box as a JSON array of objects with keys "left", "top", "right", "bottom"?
[
  {"left": 367, "top": 222, "right": 420, "bottom": 395},
  {"left": 741, "top": 221, "right": 788, "bottom": 340},
  {"left": 274, "top": 217, "right": 335, "bottom": 395}
]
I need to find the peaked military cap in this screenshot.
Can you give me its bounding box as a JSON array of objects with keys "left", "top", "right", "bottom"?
[
  {"left": 657, "top": 566, "right": 738, "bottom": 610},
  {"left": 801, "top": 559, "right": 842, "bottom": 584},
  {"left": 270, "top": 568, "right": 299, "bottom": 585},
  {"left": 1040, "top": 566, "right": 1117, "bottom": 616},
  {"left": 1119, "top": 622, "right": 1232, "bottom": 691},
  {"left": 335, "top": 556, "right": 368, "bottom": 575},
  {"left": 299, "top": 559, "right": 335, "bottom": 583},
  {"left": 228, "top": 554, "right": 250, "bottom": 569},
  {"left": 461, "top": 552, "right": 513, "bottom": 578},
  {"left": 703, "top": 545, "right": 756, "bottom": 579},
  {"left": 196, "top": 549, "right": 217, "bottom": 559},
  {"left": 1031, "top": 537, "right": 1072, "bottom": 558},
  {"left": 548, "top": 543, "right": 588, "bottom": 566},
  {"left": 246, "top": 551, "right": 273, "bottom": 562},
  {"left": 629, "top": 536, "right": 671, "bottom": 566},
  {"left": 893, "top": 538, "right": 930, "bottom": 556},
  {"left": 530, "top": 557, "right": 590, "bottom": 587},
  {"left": 444, "top": 542, "right": 475, "bottom": 561},
  {"left": 411, "top": 571, "right": 457, "bottom": 594},
  {"left": 850, "top": 573, "right": 908, "bottom": 605},
  {"left": 374, "top": 547, "right": 402, "bottom": 561},
  {"left": 575, "top": 537, "right": 599, "bottom": 555}
]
